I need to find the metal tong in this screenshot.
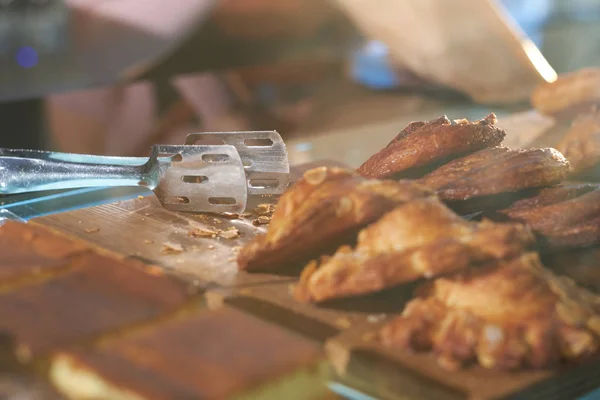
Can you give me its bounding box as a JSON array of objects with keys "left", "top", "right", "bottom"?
[{"left": 0, "top": 131, "right": 290, "bottom": 214}]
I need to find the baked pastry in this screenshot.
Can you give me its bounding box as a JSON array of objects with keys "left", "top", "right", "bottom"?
[
  {"left": 555, "top": 108, "right": 600, "bottom": 180},
  {"left": 237, "top": 166, "right": 433, "bottom": 271},
  {"left": 379, "top": 253, "right": 600, "bottom": 371},
  {"left": 499, "top": 188, "right": 600, "bottom": 250},
  {"left": 294, "top": 198, "right": 534, "bottom": 303},
  {"left": 531, "top": 68, "right": 600, "bottom": 116},
  {"left": 51, "top": 308, "right": 327, "bottom": 400},
  {"left": 418, "top": 147, "right": 570, "bottom": 203},
  {"left": 495, "top": 182, "right": 599, "bottom": 215},
  {"left": 357, "top": 114, "right": 505, "bottom": 179}
]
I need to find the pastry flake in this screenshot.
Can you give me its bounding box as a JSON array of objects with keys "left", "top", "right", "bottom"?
[
  {"left": 294, "top": 198, "right": 534, "bottom": 303},
  {"left": 237, "top": 166, "right": 434, "bottom": 271},
  {"left": 379, "top": 253, "right": 600, "bottom": 371},
  {"left": 357, "top": 114, "right": 505, "bottom": 179}
]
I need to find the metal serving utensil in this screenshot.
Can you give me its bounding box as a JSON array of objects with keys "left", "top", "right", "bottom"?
[{"left": 0, "top": 131, "right": 289, "bottom": 214}]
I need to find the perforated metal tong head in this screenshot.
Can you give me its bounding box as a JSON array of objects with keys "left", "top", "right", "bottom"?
[{"left": 0, "top": 131, "right": 290, "bottom": 214}]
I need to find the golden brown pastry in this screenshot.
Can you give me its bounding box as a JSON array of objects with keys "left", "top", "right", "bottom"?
[
  {"left": 379, "top": 253, "right": 600, "bottom": 371},
  {"left": 495, "top": 182, "right": 599, "bottom": 215},
  {"left": 294, "top": 198, "right": 534, "bottom": 303},
  {"left": 555, "top": 108, "right": 600, "bottom": 179},
  {"left": 500, "top": 188, "right": 600, "bottom": 249},
  {"left": 357, "top": 114, "right": 505, "bottom": 179},
  {"left": 418, "top": 147, "right": 570, "bottom": 202},
  {"left": 237, "top": 166, "right": 434, "bottom": 271},
  {"left": 531, "top": 68, "right": 600, "bottom": 116}
]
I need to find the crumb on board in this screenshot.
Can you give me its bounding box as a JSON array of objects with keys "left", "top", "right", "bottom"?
[
  {"left": 239, "top": 288, "right": 253, "bottom": 295},
  {"left": 213, "top": 218, "right": 223, "bottom": 225},
  {"left": 218, "top": 227, "right": 239, "bottom": 239},
  {"left": 239, "top": 212, "right": 252, "bottom": 218},
  {"left": 144, "top": 213, "right": 152, "bottom": 217},
  {"left": 137, "top": 195, "right": 144, "bottom": 200},
  {"left": 84, "top": 227, "right": 100, "bottom": 234},
  {"left": 252, "top": 216, "right": 271, "bottom": 226},
  {"left": 254, "top": 203, "right": 276, "bottom": 215},
  {"left": 161, "top": 242, "right": 184, "bottom": 255},
  {"left": 335, "top": 317, "right": 353, "bottom": 329},
  {"left": 288, "top": 283, "right": 296, "bottom": 295},
  {"left": 208, "top": 245, "right": 215, "bottom": 250},
  {"left": 144, "top": 239, "right": 154, "bottom": 244},
  {"left": 188, "top": 228, "right": 217, "bottom": 238}
]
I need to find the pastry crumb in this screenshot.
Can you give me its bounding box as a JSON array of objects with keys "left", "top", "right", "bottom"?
[
  {"left": 137, "top": 195, "right": 144, "bottom": 200},
  {"left": 161, "top": 242, "right": 184, "bottom": 255},
  {"left": 207, "top": 245, "right": 215, "bottom": 250},
  {"left": 240, "top": 288, "right": 253, "bottom": 295},
  {"left": 218, "top": 227, "right": 239, "bottom": 239},
  {"left": 84, "top": 227, "right": 100, "bottom": 234},
  {"left": 144, "top": 239, "right": 154, "bottom": 244},
  {"left": 252, "top": 215, "right": 271, "bottom": 226},
  {"left": 188, "top": 228, "right": 217, "bottom": 238},
  {"left": 254, "top": 203, "right": 275, "bottom": 215}
]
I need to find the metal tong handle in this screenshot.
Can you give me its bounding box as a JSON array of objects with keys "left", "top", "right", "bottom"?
[{"left": 0, "top": 148, "right": 156, "bottom": 195}]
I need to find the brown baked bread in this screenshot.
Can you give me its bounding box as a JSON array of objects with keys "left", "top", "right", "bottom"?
[
  {"left": 356, "top": 114, "right": 505, "bottom": 179},
  {"left": 50, "top": 307, "right": 327, "bottom": 400},
  {"left": 499, "top": 188, "right": 600, "bottom": 250},
  {"left": 418, "top": 147, "right": 570, "bottom": 202},
  {"left": 379, "top": 253, "right": 600, "bottom": 371},
  {"left": 294, "top": 198, "right": 534, "bottom": 303},
  {"left": 237, "top": 166, "right": 434, "bottom": 271}
]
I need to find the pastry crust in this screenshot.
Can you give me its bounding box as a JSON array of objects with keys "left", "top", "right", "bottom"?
[
  {"left": 500, "top": 188, "right": 600, "bottom": 250},
  {"left": 379, "top": 253, "right": 600, "bottom": 371},
  {"left": 531, "top": 68, "right": 600, "bottom": 116},
  {"left": 294, "top": 198, "right": 534, "bottom": 303},
  {"left": 418, "top": 147, "right": 570, "bottom": 201},
  {"left": 356, "top": 114, "right": 505, "bottom": 179},
  {"left": 237, "top": 166, "right": 434, "bottom": 271},
  {"left": 496, "top": 182, "right": 599, "bottom": 215},
  {"left": 556, "top": 108, "right": 600, "bottom": 179}
]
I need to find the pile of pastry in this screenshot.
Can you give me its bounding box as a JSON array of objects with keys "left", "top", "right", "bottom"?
[{"left": 237, "top": 68, "right": 600, "bottom": 371}]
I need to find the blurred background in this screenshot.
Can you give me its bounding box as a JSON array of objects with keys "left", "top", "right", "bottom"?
[{"left": 0, "top": 0, "right": 599, "bottom": 166}]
